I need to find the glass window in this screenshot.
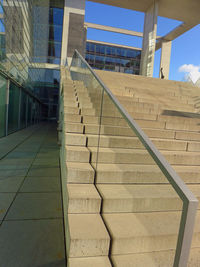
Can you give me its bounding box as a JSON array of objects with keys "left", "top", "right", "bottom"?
[
  {"left": 0, "top": 74, "right": 7, "bottom": 137},
  {"left": 27, "top": 96, "right": 32, "bottom": 126},
  {"left": 100, "top": 45, "right": 105, "bottom": 55},
  {"left": 95, "top": 44, "right": 100, "bottom": 54},
  {"left": 116, "top": 48, "right": 121, "bottom": 56},
  {"left": 120, "top": 49, "right": 126, "bottom": 57},
  {"left": 20, "top": 91, "right": 27, "bottom": 129},
  {"left": 49, "top": 7, "right": 64, "bottom": 26},
  {"left": 49, "top": 25, "right": 63, "bottom": 42},
  {"left": 111, "top": 47, "right": 116, "bottom": 56},
  {"left": 94, "top": 63, "right": 104, "bottom": 70},
  {"left": 85, "top": 54, "right": 89, "bottom": 61},
  {"left": 8, "top": 82, "right": 20, "bottom": 134},
  {"left": 106, "top": 46, "right": 111, "bottom": 55},
  {"left": 89, "top": 43, "right": 95, "bottom": 53},
  {"left": 95, "top": 56, "right": 104, "bottom": 64},
  {"left": 48, "top": 41, "right": 61, "bottom": 57}
]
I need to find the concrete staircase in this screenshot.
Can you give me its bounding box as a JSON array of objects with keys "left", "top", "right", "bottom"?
[{"left": 60, "top": 69, "right": 200, "bottom": 267}]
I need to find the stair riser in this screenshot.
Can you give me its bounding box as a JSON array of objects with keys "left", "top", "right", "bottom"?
[{"left": 101, "top": 198, "right": 182, "bottom": 213}]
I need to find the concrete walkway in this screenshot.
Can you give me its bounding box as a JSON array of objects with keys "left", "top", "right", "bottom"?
[{"left": 0, "top": 123, "right": 66, "bottom": 267}]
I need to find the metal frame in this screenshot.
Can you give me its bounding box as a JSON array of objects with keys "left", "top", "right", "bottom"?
[{"left": 70, "top": 49, "right": 198, "bottom": 267}]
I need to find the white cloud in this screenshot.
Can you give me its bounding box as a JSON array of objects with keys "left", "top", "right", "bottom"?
[{"left": 179, "top": 64, "right": 200, "bottom": 84}]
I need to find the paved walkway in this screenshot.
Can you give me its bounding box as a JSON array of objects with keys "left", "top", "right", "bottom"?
[{"left": 0, "top": 123, "right": 66, "bottom": 267}]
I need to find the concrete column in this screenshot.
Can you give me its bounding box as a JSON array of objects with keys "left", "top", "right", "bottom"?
[
  {"left": 159, "top": 40, "right": 172, "bottom": 79},
  {"left": 61, "top": 0, "right": 86, "bottom": 66},
  {"left": 140, "top": 0, "right": 158, "bottom": 77}
]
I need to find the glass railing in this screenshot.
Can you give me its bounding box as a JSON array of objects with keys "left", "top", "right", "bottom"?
[{"left": 69, "top": 49, "right": 198, "bottom": 267}]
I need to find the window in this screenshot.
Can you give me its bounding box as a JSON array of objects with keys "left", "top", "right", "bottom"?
[{"left": 0, "top": 75, "right": 6, "bottom": 137}]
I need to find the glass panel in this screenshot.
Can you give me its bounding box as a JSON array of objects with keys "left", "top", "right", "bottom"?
[
  {"left": 20, "top": 91, "right": 27, "bottom": 129},
  {"left": 8, "top": 82, "right": 20, "bottom": 134},
  {"left": 0, "top": 74, "right": 7, "bottom": 137},
  {"left": 27, "top": 96, "right": 32, "bottom": 126}
]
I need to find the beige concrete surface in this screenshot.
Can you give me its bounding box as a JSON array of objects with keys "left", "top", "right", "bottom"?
[
  {"left": 68, "top": 184, "right": 101, "bottom": 213},
  {"left": 68, "top": 256, "right": 112, "bottom": 266},
  {"left": 0, "top": 124, "right": 66, "bottom": 266},
  {"left": 68, "top": 214, "right": 110, "bottom": 257}
]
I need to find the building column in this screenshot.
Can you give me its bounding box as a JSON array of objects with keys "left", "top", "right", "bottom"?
[
  {"left": 140, "top": 0, "right": 158, "bottom": 77},
  {"left": 159, "top": 40, "right": 172, "bottom": 79},
  {"left": 61, "top": 0, "right": 86, "bottom": 66}
]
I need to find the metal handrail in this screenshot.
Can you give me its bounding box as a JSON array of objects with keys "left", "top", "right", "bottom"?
[{"left": 69, "top": 49, "right": 198, "bottom": 267}]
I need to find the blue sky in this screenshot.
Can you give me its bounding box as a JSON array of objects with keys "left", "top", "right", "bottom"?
[{"left": 85, "top": 1, "right": 200, "bottom": 82}]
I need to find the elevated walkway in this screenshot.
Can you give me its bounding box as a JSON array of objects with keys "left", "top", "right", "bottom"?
[{"left": 0, "top": 124, "right": 66, "bottom": 267}]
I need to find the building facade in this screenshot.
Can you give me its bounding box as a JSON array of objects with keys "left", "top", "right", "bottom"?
[{"left": 85, "top": 41, "right": 141, "bottom": 75}]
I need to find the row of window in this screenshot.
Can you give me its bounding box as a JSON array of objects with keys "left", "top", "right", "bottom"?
[
  {"left": 89, "top": 63, "right": 139, "bottom": 75},
  {"left": 86, "top": 42, "right": 141, "bottom": 59},
  {"left": 86, "top": 54, "right": 140, "bottom": 68}
]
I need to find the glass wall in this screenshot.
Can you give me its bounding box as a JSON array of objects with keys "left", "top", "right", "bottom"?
[
  {"left": 20, "top": 91, "right": 28, "bottom": 129},
  {"left": 8, "top": 82, "right": 20, "bottom": 134},
  {"left": 0, "top": 0, "right": 34, "bottom": 86},
  {"left": 0, "top": 74, "right": 7, "bottom": 137},
  {"left": 0, "top": 72, "right": 41, "bottom": 138},
  {"left": 85, "top": 42, "right": 141, "bottom": 75},
  {"left": 0, "top": 0, "right": 63, "bottom": 94},
  {"left": 30, "top": 68, "right": 60, "bottom": 120},
  {"left": 33, "top": 0, "right": 64, "bottom": 64}
]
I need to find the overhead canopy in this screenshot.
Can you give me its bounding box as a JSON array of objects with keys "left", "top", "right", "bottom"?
[{"left": 88, "top": 0, "right": 200, "bottom": 24}]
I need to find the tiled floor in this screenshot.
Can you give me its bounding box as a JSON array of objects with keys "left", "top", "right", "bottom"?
[{"left": 0, "top": 124, "right": 66, "bottom": 267}]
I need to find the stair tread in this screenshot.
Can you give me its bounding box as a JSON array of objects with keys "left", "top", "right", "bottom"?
[
  {"left": 68, "top": 256, "right": 112, "bottom": 267},
  {"left": 103, "top": 210, "right": 200, "bottom": 238}
]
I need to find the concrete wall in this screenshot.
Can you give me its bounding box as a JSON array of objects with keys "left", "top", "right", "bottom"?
[
  {"left": 140, "top": 0, "right": 158, "bottom": 77},
  {"left": 61, "top": 0, "right": 86, "bottom": 65},
  {"left": 160, "top": 41, "right": 172, "bottom": 79}
]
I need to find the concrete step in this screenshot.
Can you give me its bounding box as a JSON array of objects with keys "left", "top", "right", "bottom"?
[
  {"left": 166, "top": 122, "right": 200, "bottom": 132},
  {"left": 89, "top": 146, "right": 200, "bottom": 165},
  {"left": 82, "top": 113, "right": 158, "bottom": 125},
  {"left": 94, "top": 163, "right": 166, "bottom": 184},
  {"left": 64, "top": 102, "right": 78, "bottom": 108},
  {"left": 64, "top": 107, "right": 80, "bottom": 115},
  {"left": 89, "top": 147, "right": 154, "bottom": 164},
  {"left": 68, "top": 256, "right": 112, "bottom": 267},
  {"left": 97, "top": 184, "right": 200, "bottom": 213},
  {"left": 66, "top": 162, "right": 94, "bottom": 184},
  {"left": 175, "top": 131, "right": 200, "bottom": 141},
  {"left": 65, "top": 123, "right": 84, "bottom": 134},
  {"left": 94, "top": 163, "right": 200, "bottom": 184},
  {"left": 111, "top": 248, "right": 200, "bottom": 267},
  {"left": 67, "top": 214, "right": 110, "bottom": 257},
  {"left": 66, "top": 133, "right": 87, "bottom": 146},
  {"left": 103, "top": 211, "right": 200, "bottom": 255},
  {"left": 85, "top": 124, "right": 176, "bottom": 139},
  {"left": 157, "top": 114, "right": 200, "bottom": 124},
  {"left": 66, "top": 146, "right": 90, "bottom": 163},
  {"left": 188, "top": 141, "right": 200, "bottom": 152},
  {"left": 97, "top": 184, "right": 183, "bottom": 213},
  {"left": 68, "top": 184, "right": 101, "bottom": 213},
  {"left": 64, "top": 114, "right": 82, "bottom": 123},
  {"left": 87, "top": 134, "right": 187, "bottom": 151}
]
